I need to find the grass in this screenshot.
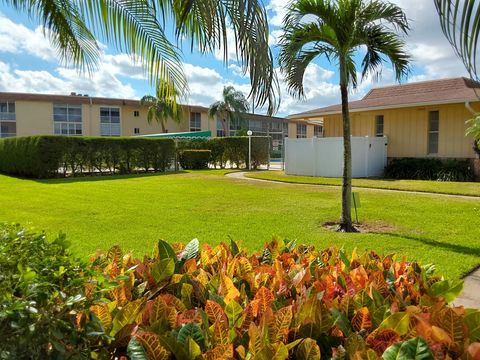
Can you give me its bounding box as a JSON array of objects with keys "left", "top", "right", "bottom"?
[
  {"left": 245, "top": 171, "right": 480, "bottom": 197},
  {"left": 0, "top": 170, "right": 479, "bottom": 280}
]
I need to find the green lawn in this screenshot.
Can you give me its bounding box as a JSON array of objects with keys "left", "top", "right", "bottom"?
[
  {"left": 246, "top": 170, "right": 480, "bottom": 197},
  {"left": 0, "top": 170, "right": 479, "bottom": 279}
]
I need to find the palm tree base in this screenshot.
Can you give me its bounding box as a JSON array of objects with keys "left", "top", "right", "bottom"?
[{"left": 336, "top": 222, "right": 359, "bottom": 233}]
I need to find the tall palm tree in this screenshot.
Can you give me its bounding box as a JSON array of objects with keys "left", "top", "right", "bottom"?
[
  {"left": 3, "top": 0, "right": 279, "bottom": 113},
  {"left": 208, "top": 86, "right": 249, "bottom": 137},
  {"left": 140, "top": 82, "right": 185, "bottom": 133},
  {"left": 279, "top": 0, "right": 410, "bottom": 232},
  {"left": 466, "top": 116, "right": 480, "bottom": 156}
]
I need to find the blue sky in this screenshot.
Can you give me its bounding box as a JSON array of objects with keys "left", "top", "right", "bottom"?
[{"left": 0, "top": 0, "right": 468, "bottom": 116}]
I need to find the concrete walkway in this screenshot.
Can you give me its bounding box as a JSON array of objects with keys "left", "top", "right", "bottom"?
[{"left": 226, "top": 171, "right": 480, "bottom": 308}]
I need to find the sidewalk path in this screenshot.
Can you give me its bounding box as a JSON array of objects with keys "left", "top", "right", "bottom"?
[
  {"left": 226, "top": 171, "right": 480, "bottom": 201},
  {"left": 226, "top": 171, "right": 480, "bottom": 308}
]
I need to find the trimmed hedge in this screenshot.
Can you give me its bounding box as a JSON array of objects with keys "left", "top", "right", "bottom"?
[
  {"left": 179, "top": 150, "right": 211, "bottom": 169},
  {"left": 0, "top": 136, "right": 175, "bottom": 178},
  {"left": 385, "top": 158, "right": 474, "bottom": 181},
  {"left": 177, "top": 136, "right": 271, "bottom": 169}
]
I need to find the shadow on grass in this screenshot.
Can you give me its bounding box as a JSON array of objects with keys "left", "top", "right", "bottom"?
[
  {"left": 29, "top": 171, "right": 189, "bottom": 184},
  {"left": 379, "top": 232, "right": 480, "bottom": 258}
]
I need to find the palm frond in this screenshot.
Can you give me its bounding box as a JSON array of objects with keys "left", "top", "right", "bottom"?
[
  {"left": 173, "top": 0, "right": 279, "bottom": 115},
  {"left": 435, "top": 0, "right": 480, "bottom": 81}
]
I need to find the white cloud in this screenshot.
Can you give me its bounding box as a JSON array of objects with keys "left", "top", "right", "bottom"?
[
  {"left": 0, "top": 14, "right": 57, "bottom": 61},
  {"left": 266, "top": 0, "right": 290, "bottom": 27}
]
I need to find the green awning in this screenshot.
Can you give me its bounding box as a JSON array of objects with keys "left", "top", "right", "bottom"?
[{"left": 139, "top": 130, "right": 211, "bottom": 139}]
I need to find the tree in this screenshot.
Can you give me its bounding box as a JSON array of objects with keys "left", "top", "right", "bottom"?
[
  {"left": 279, "top": 0, "right": 410, "bottom": 232},
  {"left": 3, "top": 0, "right": 278, "bottom": 113},
  {"left": 208, "top": 86, "right": 249, "bottom": 137},
  {"left": 435, "top": 0, "right": 480, "bottom": 156},
  {"left": 141, "top": 82, "right": 185, "bottom": 133},
  {"left": 466, "top": 115, "right": 480, "bottom": 156}
]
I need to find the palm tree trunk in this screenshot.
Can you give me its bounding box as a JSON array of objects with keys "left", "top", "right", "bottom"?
[
  {"left": 161, "top": 120, "right": 167, "bottom": 133},
  {"left": 222, "top": 118, "right": 228, "bottom": 137},
  {"left": 338, "top": 60, "right": 356, "bottom": 232}
]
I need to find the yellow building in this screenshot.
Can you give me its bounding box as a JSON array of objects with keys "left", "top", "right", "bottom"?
[
  {"left": 288, "top": 77, "right": 479, "bottom": 160},
  {"left": 0, "top": 92, "right": 287, "bottom": 143}
]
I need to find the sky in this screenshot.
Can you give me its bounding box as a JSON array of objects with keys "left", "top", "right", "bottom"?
[{"left": 0, "top": 0, "right": 469, "bottom": 117}]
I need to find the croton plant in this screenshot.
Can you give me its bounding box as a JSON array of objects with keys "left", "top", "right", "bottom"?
[{"left": 80, "top": 238, "right": 480, "bottom": 359}]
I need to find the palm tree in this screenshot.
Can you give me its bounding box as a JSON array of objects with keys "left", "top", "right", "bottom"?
[
  {"left": 279, "top": 0, "right": 410, "bottom": 232},
  {"left": 3, "top": 0, "right": 278, "bottom": 113},
  {"left": 140, "top": 82, "right": 185, "bottom": 133},
  {"left": 208, "top": 86, "right": 249, "bottom": 137},
  {"left": 466, "top": 115, "right": 480, "bottom": 156}
]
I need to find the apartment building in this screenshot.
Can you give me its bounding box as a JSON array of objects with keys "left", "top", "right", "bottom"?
[{"left": 0, "top": 92, "right": 287, "bottom": 150}]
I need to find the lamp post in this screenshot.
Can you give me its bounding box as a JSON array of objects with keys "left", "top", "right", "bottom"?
[{"left": 247, "top": 130, "right": 253, "bottom": 170}]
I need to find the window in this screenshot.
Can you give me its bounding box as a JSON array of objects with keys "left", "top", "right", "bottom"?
[
  {"left": 100, "top": 107, "right": 121, "bottom": 136},
  {"left": 133, "top": 110, "right": 140, "bottom": 117},
  {"left": 296, "top": 123, "right": 306, "bottom": 138},
  {"left": 375, "top": 115, "right": 384, "bottom": 137},
  {"left": 0, "top": 122, "right": 16, "bottom": 138},
  {"left": 428, "top": 111, "right": 439, "bottom": 154},
  {"left": 314, "top": 125, "right": 323, "bottom": 137},
  {"left": 134, "top": 127, "right": 140, "bottom": 134},
  {"left": 190, "top": 112, "right": 201, "bottom": 132},
  {"left": 216, "top": 119, "right": 225, "bottom": 137},
  {"left": 53, "top": 104, "right": 82, "bottom": 135},
  {"left": 0, "top": 101, "right": 15, "bottom": 121}
]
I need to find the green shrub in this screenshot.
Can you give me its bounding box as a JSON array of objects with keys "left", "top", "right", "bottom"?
[
  {"left": 385, "top": 158, "right": 474, "bottom": 181},
  {"left": 176, "top": 136, "right": 270, "bottom": 169},
  {"left": 84, "top": 238, "right": 474, "bottom": 359},
  {"left": 0, "top": 136, "right": 175, "bottom": 178},
  {"left": 0, "top": 225, "right": 102, "bottom": 359},
  {"left": 179, "top": 150, "right": 212, "bottom": 169}
]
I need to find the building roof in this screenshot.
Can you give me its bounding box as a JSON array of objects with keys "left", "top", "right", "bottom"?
[
  {"left": 288, "top": 77, "right": 480, "bottom": 119},
  {"left": 0, "top": 91, "right": 210, "bottom": 112},
  {"left": 0, "top": 91, "right": 286, "bottom": 121}
]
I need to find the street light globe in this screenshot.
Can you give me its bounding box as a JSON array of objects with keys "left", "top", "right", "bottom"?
[{"left": 247, "top": 130, "right": 253, "bottom": 136}]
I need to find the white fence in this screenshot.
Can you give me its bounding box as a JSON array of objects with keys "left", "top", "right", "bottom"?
[{"left": 285, "top": 136, "right": 387, "bottom": 178}]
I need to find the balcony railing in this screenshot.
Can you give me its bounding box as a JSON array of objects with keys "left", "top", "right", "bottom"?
[
  {"left": 0, "top": 133, "right": 16, "bottom": 138},
  {"left": 0, "top": 113, "right": 15, "bottom": 121}
]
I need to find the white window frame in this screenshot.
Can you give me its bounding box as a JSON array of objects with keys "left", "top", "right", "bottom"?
[
  {"left": 0, "top": 101, "right": 15, "bottom": 121},
  {"left": 375, "top": 115, "right": 384, "bottom": 137},
  {"left": 53, "top": 104, "right": 82, "bottom": 136},
  {"left": 100, "top": 107, "right": 121, "bottom": 136},
  {"left": 313, "top": 125, "right": 323, "bottom": 137},
  {"left": 296, "top": 123, "right": 307, "bottom": 138},
  {"left": 190, "top": 112, "right": 201, "bottom": 132},
  {"left": 428, "top": 111, "right": 439, "bottom": 155}
]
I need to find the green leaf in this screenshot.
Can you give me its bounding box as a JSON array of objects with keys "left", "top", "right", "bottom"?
[
  {"left": 185, "top": 336, "right": 202, "bottom": 359},
  {"left": 181, "top": 238, "right": 199, "bottom": 261},
  {"left": 332, "top": 308, "right": 352, "bottom": 337},
  {"left": 378, "top": 312, "right": 410, "bottom": 336},
  {"left": 177, "top": 323, "right": 205, "bottom": 348},
  {"left": 465, "top": 310, "right": 480, "bottom": 341},
  {"left": 225, "top": 300, "right": 243, "bottom": 328},
  {"left": 382, "top": 337, "right": 434, "bottom": 360},
  {"left": 111, "top": 299, "right": 145, "bottom": 336},
  {"left": 127, "top": 337, "right": 148, "bottom": 360},
  {"left": 429, "top": 279, "right": 464, "bottom": 303},
  {"left": 296, "top": 338, "right": 321, "bottom": 359},
  {"left": 151, "top": 258, "right": 175, "bottom": 283},
  {"left": 230, "top": 239, "right": 240, "bottom": 256},
  {"left": 158, "top": 240, "right": 177, "bottom": 261}
]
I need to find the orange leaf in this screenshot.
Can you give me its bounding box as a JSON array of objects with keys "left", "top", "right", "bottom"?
[
  {"left": 352, "top": 307, "right": 372, "bottom": 331},
  {"left": 205, "top": 300, "right": 228, "bottom": 326},
  {"left": 366, "top": 329, "right": 400, "bottom": 355},
  {"left": 135, "top": 331, "right": 169, "bottom": 360},
  {"left": 254, "top": 287, "right": 274, "bottom": 317}
]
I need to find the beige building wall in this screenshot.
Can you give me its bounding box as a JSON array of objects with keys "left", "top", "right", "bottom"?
[
  {"left": 305, "top": 102, "right": 477, "bottom": 159},
  {"left": 16, "top": 101, "right": 54, "bottom": 136}
]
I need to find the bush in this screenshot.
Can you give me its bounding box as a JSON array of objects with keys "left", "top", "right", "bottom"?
[
  {"left": 385, "top": 158, "right": 474, "bottom": 181},
  {"left": 179, "top": 150, "right": 211, "bottom": 169},
  {"left": 0, "top": 225, "right": 102, "bottom": 359},
  {"left": 0, "top": 136, "right": 176, "bottom": 178},
  {"left": 84, "top": 238, "right": 476, "bottom": 359},
  {"left": 2, "top": 226, "right": 479, "bottom": 359},
  {"left": 176, "top": 136, "right": 271, "bottom": 169}
]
